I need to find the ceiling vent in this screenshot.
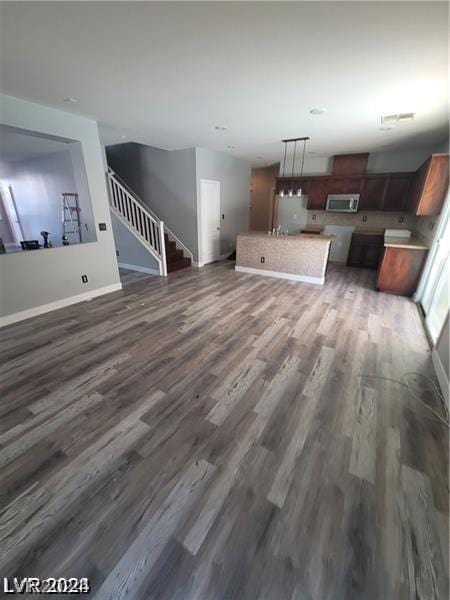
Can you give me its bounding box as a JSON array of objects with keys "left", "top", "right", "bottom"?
[{"left": 381, "top": 112, "right": 415, "bottom": 124}]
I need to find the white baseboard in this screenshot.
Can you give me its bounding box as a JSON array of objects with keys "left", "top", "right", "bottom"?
[
  {"left": 0, "top": 283, "right": 123, "bottom": 328},
  {"left": 235, "top": 265, "right": 324, "bottom": 285},
  {"left": 194, "top": 254, "right": 231, "bottom": 268},
  {"left": 432, "top": 347, "right": 449, "bottom": 407},
  {"left": 118, "top": 262, "right": 160, "bottom": 276}
]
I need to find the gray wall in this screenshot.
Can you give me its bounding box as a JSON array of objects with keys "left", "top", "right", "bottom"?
[
  {"left": 107, "top": 143, "right": 251, "bottom": 262},
  {"left": 195, "top": 147, "right": 251, "bottom": 256},
  {"left": 107, "top": 143, "right": 198, "bottom": 259},
  {"left": 111, "top": 211, "right": 160, "bottom": 274},
  {"left": 0, "top": 94, "right": 121, "bottom": 323}
]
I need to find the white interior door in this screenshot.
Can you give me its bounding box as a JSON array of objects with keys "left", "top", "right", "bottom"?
[
  {"left": 200, "top": 179, "right": 221, "bottom": 264},
  {"left": 0, "top": 185, "right": 23, "bottom": 246}
]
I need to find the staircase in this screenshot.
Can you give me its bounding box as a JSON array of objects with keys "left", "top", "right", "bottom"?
[
  {"left": 106, "top": 168, "right": 193, "bottom": 276},
  {"left": 164, "top": 234, "right": 192, "bottom": 272}
]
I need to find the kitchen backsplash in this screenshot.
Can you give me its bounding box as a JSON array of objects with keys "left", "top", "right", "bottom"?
[{"left": 306, "top": 211, "right": 416, "bottom": 231}]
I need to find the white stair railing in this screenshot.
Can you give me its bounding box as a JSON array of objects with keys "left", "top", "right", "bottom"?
[{"left": 107, "top": 168, "right": 167, "bottom": 276}]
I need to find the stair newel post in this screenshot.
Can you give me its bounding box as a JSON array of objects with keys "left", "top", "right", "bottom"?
[{"left": 159, "top": 221, "right": 168, "bottom": 276}]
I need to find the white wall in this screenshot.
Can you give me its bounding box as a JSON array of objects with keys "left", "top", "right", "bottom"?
[
  {"left": 0, "top": 94, "right": 121, "bottom": 325},
  {"left": 279, "top": 146, "right": 442, "bottom": 177},
  {"left": 195, "top": 147, "right": 251, "bottom": 257}
]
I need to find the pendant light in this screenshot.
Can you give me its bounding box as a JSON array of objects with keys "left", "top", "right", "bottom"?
[{"left": 279, "top": 136, "right": 310, "bottom": 198}]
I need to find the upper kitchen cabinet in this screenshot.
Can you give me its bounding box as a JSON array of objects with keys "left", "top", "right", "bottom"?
[
  {"left": 360, "top": 176, "right": 386, "bottom": 211},
  {"left": 407, "top": 153, "right": 449, "bottom": 215},
  {"left": 383, "top": 174, "right": 413, "bottom": 211},
  {"left": 306, "top": 178, "right": 329, "bottom": 210},
  {"left": 332, "top": 153, "right": 369, "bottom": 177}
]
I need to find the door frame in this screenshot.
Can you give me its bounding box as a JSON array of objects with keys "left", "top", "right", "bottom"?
[
  {"left": 197, "top": 179, "right": 221, "bottom": 267},
  {"left": 414, "top": 191, "right": 449, "bottom": 346}
]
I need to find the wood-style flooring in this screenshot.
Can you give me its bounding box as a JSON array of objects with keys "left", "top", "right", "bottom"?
[{"left": 0, "top": 262, "right": 448, "bottom": 599}]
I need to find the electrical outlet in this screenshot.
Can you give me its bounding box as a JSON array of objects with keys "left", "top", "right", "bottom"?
[
  {"left": 312, "top": 214, "right": 317, "bottom": 221},
  {"left": 362, "top": 216, "right": 368, "bottom": 222},
  {"left": 81, "top": 275, "right": 88, "bottom": 283},
  {"left": 398, "top": 216, "right": 404, "bottom": 223},
  {"left": 116, "top": 250, "right": 119, "bottom": 256},
  {"left": 98, "top": 223, "right": 107, "bottom": 231},
  {"left": 222, "top": 214, "right": 225, "bottom": 220},
  {"left": 261, "top": 257, "right": 265, "bottom": 263}
]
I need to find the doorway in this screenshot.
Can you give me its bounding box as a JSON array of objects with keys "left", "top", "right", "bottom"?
[
  {"left": 417, "top": 193, "right": 449, "bottom": 344},
  {"left": 199, "top": 179, "right": 221, "bottom": 265}
]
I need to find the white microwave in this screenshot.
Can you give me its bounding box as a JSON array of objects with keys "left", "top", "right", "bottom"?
[{"left": 326, "top": 194, "right": 360, "bottom": 212}]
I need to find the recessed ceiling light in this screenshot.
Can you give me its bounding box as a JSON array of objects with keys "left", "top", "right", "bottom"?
[
  {"left": 63, "top": 97, "right": 77, "bottom": 104},
  {"left": 120, "top": 135, "right": 128, "bottom": 139},
  {"left": 310, "top": 108, "right": 326, "bottom": 115},
  {"left": 214, "top": 125, "right": 228, "bottom": 131},
  {"left": 256, "top": 156, "right": 264, "bottom": 159}
]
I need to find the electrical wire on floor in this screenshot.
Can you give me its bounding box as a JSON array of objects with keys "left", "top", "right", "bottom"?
[{"left": 358, "top": 372, "right": 449, "bottom": 428}]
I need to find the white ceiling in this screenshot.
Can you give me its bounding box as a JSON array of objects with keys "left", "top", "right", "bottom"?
[
  {"left": 0, "top": 125, "right": 71, "bottom": 162},
  {"left": 0, "top": 2, "right": 448, "bottom": 165}
]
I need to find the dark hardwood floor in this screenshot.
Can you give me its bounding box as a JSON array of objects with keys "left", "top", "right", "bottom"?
[{"left": 0, "top": 262, "right": 448, "bottom": 599}]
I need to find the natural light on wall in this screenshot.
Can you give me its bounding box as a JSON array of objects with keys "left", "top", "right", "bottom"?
[{"left": 0, "top": 125, "right": 97, "bottom": 255}]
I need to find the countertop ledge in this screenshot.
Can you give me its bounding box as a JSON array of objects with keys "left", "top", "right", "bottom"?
[
  {"left": 239, "top": 231, "right": 334, "bottom": 242},
  {"left": 384, "top": 235, "right": 429, "bottom": 250}
]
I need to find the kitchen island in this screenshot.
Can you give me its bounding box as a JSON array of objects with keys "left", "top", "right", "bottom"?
[{"left": 235, "top": 231, "right": 333, "bottom": 284}]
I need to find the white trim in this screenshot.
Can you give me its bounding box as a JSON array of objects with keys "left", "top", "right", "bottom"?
[
  {"left": 415, "top": 191, "right": 449, "bottom": 303},
  {"left": 235, "top": 265, "right": 324, "bottom": 285},
  {"left": 431, "top": 347, "right": 449, "bottom": 408},
  {"left": 118, "top": 262, "right": 159, "bottom": 276},
  {"left": 192, "top": 253, "right": 229, "bottom": 268},
  {"left": 0, "top": 283, "right": 123, "bottom": 327}
]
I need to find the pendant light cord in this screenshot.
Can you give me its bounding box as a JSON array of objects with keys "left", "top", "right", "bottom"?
[
  {"left": 300, "top": 138, "right": 307, "bottom": 177},
  {"left": 291, "top": 141, "right": 297, "bottom": 178},
  {"left": 282, "top": 142, "right": 287, "bottom": 177}
]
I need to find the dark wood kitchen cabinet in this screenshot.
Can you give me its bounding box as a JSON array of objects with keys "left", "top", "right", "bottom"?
[
  {"left": 383, "top": 174, "right": 412, "bottom": 211},
  {"left": 360, "top": 176, "right": 386, "bottom": 211},
  {"left": 377, "top": 246, "right": 428, "bottom": 296},
  {"left": 407, "top": 153, "right": 449, "bottom": 215},
  {"left": 347, "top": 233, "right": 384, "bottom": 269},
  {"left": 306, "top": 178, "right": 329, "bottom": 210}
]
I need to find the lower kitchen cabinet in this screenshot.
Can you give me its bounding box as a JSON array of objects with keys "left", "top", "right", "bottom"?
[
  {"left": 347, "top": 233, "right": 384, "bottom": 269},
  {"left": 377, "top": 246, "right": 428, "bottom": 297}
]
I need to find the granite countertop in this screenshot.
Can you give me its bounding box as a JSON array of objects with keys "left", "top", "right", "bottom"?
[
  {"left": 240, "top": 231, "right": 334, "bottom": 242},
  {"left": 384, "top": 235, "right": 429, "bottom": 250}
]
